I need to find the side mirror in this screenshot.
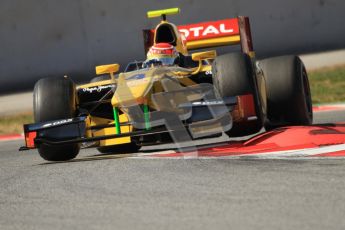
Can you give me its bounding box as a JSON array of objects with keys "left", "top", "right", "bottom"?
[
  {"left": 95, "top": 64, "right": 120, "bottom": 75},
  {"left": 95, "top": 64, "right": 120, "bottom": 81},
  {"left": 190, "top": 50, "right": 217, "bottom": 75},
  {"left": 191, "top": 50, "right": 217, "bottom": 62}
]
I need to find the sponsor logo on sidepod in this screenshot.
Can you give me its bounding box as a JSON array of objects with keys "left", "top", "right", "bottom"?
[{"left": 82, "top": 85, "right": 113, "bottom": 93}]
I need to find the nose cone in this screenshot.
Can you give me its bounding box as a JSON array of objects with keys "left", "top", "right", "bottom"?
[{"left": 111, "top": 70, "right": 155, "bottom": 107}]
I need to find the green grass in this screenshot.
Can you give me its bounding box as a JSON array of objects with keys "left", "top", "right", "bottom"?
[
  {"left": 309, "top": 65, "right": 345, "bottom": 104},
  {"left": 0, "top": 111, "right": 33, "bottom": 135}
]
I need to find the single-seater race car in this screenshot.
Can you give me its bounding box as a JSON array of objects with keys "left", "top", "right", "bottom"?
[{"left": 20, "top": 8, "right": 312, "bottom": 161}]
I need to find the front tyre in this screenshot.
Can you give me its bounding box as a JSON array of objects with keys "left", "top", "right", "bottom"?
[
  {"left": 212, "top": 52, "right": 265, "bottom": 137},
  {"left": 34, "top": 77, "right": 80, "bottom": 161},
  {"left": 90, "top": 75, "right": 111, "bottom": 83}
]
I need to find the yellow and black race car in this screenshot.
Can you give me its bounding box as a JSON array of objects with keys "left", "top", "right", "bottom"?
[{"left": 20, "top": 8, "right": 312, "bottom": 161}]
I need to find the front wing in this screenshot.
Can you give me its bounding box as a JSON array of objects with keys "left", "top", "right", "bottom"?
[{"left": 20, "top": 94, "right": 256, "bottom": 150}]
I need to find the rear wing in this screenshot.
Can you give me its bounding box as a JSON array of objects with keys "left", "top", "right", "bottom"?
[{"left": 143, "top": 16, "right": 254, "bottom": 56}]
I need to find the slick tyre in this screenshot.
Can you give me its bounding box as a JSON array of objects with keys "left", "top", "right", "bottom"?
[
  {"left": 34, "top": 77, "right": 80, "bottom": 161},
  {"left": 96, "top": 143, "right": 140, "bottom": 154},
  {"left": 260, "top": 55, "right": 313, "bottom": 130},
  {"left": 212, "top": 52, "right": 265, "bottom": 137}
]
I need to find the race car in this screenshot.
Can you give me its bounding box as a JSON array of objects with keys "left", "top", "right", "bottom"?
[{"left": 20, "top": 8, "right": 313, "bottom": 161}]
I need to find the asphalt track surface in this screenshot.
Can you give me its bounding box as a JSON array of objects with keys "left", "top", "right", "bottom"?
[{"left": 1, "top": 110, "right": 345, "bottom": 230}]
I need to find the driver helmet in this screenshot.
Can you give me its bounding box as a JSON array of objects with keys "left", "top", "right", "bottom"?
[{"left": 143, "top": 43, "right": 179, "bottom": 68}]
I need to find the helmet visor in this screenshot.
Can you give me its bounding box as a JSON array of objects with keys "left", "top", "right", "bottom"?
[{"left": 157, "top": 57, "right": 176, "bottom": 66}]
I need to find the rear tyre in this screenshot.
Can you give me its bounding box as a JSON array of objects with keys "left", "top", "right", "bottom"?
[
  {"left": 96, "top": 143, "right": 140, "bottom": 154},
  {"left": 34, "top": 77, "right": 80, "bottom": 161},
  {"left": 259, "top": 55, "right": 313, "bottom": 130},
  {"left": 212, "top": 52, "right": 265, "bottom": 137}
]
